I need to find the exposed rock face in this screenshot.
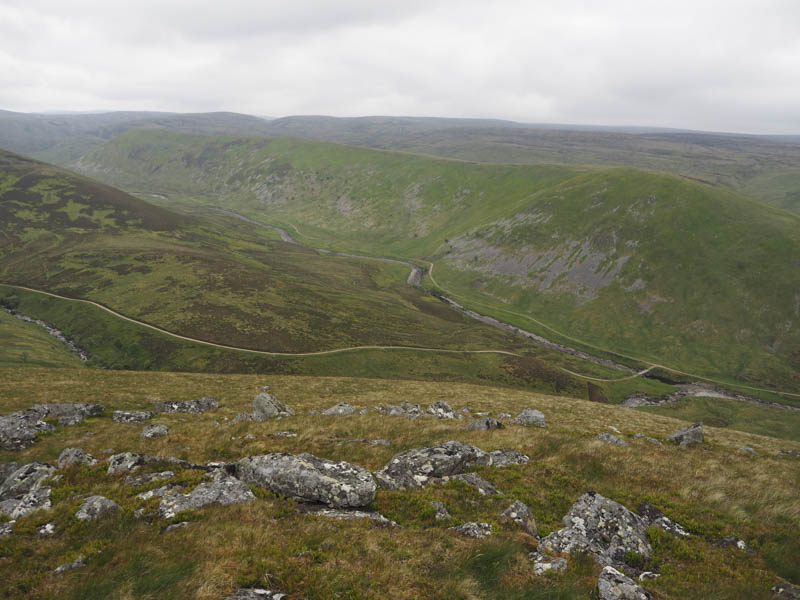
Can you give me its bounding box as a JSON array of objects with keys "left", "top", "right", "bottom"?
[
  {"left": 595, "top": 433, "right": 629, "bottom": 446},
  {"left": 142, "top": 424, "right": 169, "bottom": 439},
  {"left": 0, "top": 462, "right": 19, "bottom": 486},
  {"left": 668, "top": 423, "right": 704, "bottom": 446},
  {"left": 597, "top": 566, "right": 651, "bottom": 600},
  {"left": 159, "top": 472, "right": 255, "bottom": 518},
  {"left": 58, "top": 448, "right": 98, "bottom": 469},
  {"left": 436, "top": 473, "right": 502, "bottom": 496},
  {"left": 236, "top": 453, "right": 376, "bottom": 508},
  {"left": 500, "top": 500, "right": 538, "bottom": 536},
  {"left": 252, "top": 392, "right": 295, "bottom": 420},
  {"left": 155, "top": 397, "right": 219, "bottom": 414},
  {"left": 514, "top": 409, "right": 547, "bottom": 427},
  {"left": 489, "top": 449, "right": 530, "bottom": 467},
  {"left": 426, "top": 401, "right": 457, "bottom": 419},
  {"left": 107, "top": 452, "right": 158, "bottom": 475},
  {"left": 225, "top": 590, "right": 287, "bottom": 600},
  {"left": 529, "top": 552, "right": 567, "bottom": 575},
  {"left": 75, "top": 495, "right": 120, "bottom": 521},
  {"left": 374, "top": 441, "right": 491, "bottom": 490},
  {"left": 466, "top": 417, "right": 504, "bottom": 431},
  {"left": 451, "top": 522, "right": 492, "bottom": 538},
  {"left": 632, "top": 433, "right": 662, "bottom": 446},
  {"left": 112, "top": 410, "right": 155, "bottom": 423},
  {"left": 322, "top": 402, "right": 356, "bottom": 416},
  {"left": 540, "top": 492, "right": 652, "bottom": 567},
  {"left": 637, "top": 503, "right": 690, "bottom": 538}
]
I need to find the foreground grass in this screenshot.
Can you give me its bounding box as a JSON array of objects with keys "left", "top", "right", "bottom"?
[{"left": 1, "top": 368, "right": 798, "bottom": 599}]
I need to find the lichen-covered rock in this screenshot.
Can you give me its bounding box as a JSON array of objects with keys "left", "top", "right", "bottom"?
[
  {"left": 514, "top": 408, "right": 547, "bottom": 427},
  {"left": 489, "top": 449, "right": 530, "bottom": 467},
  {"left": 107, "top": 452, "right": 158, "bottom": 475},
  {"left": 540, "top": 492, "right": 652, "bottom": 567},
  {"left": 112, "top": 410, "right": 155, "bottom": 423},
  {"left": 155, "top": 397, "right": 218, "bottom": 414},
  {"left": 322, "top": 402, "right": 356, "bottom": 416},
  {"left": 595, "top": 433, "right": 629, "bottom": 446},
  {"left": 0, "top": 410, "right": 55, "bottom": 450},
  {"left": 0, "top": 462, "right": 19, "bottom": 487},
  {"left": 426, "top": 401, "right": 457, "bottom": 419},
  {"left": 236, "top": 453, "right": 376, "bottom": 508},
  {"left": 251, "top": 391, "right": 294, "bottom": 421},
  {"left": 451, "top": 522, "right": 492, "bottom": 538},
  {"left": 141, "top": 424, "right": 169, "bottom": 439},
  {"left": 637, "top": 503, "right": 690, "bottom": 538},
  {"left": 500, "top": 500, "right": 538, "bottom": 536},
  {"left": 597, "top": 566, "right": 651, "bottom": 599},
  {"left": 225, "top": 590, "right": 287, "bottom": 600},
  {"left": 374, "top": 441, "right": 491, "bottom": 490},
  {"left": 158, "top": 472, "right": 255, "bottom": 518},
  {"left": 34, "top": 403, "right": 104, "bottom": 422},
  {"left": 58, "top": 448, "right": 98, "bottom": 469},
  {"left": 0, "top": 462, "right": 55, "bottom": 500},
  {"left": 529, "top": 552, "right": 567, "bottom": 575},
  {"left": 75, "top": 495, "right": 119, "bottom": 521},
  {"left": 668, "top": 423, "right": 704, "bottom": 446},
  {"left": 1, "top": 487, "right": 52, "bottom": 519},
  {"left": 466, "top": 417, "right": 504, "bottom": 431}
]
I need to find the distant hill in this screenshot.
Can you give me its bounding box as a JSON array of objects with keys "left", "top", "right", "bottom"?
[{"left": 73, "top": 130, "right": 800, "bottom": 391}]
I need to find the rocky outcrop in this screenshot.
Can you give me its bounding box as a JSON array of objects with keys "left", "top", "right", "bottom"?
[
  {"left": 75, "top": 495, "right": 120, "bottom": 521},
  {"left": 426, "top": 401, "right": 457, "bottom": 419},
  {"left": 514, "top": 409, "right": 547, "bottom": 427},
  {"left": 597, "top": 566, "right": 651, "bottom": 599},
  {"left": 668, "top": 423, "right": 704, "bottom": 446},
  {"left": 252, "top": 391, "right": 295, "bottom": 420},
  {"left": 374, "top": 441, "right": 491, "bottom": 490},
  {"left": 155, "top": 397, "right": 218, "bottom": 414},
  {"left": 142, "top": 424, "right": 169, "bottom": 439},
  {"left": 489, "top": 449, "right": 530, "bottom": 467},
  {"left": 159, "top": 472, "right": 255, "bottom": 518},
  {"left": 540, "top": 492, "right": 652, "bottom": 567},
  {"left": 1, "top": 404, "right": 103, "bottom": 450},
  {"left": 322, "top": 402, "right": 356, "bottom": 416},
  {"left": 58, "top": 448, "right": 98, "bottom": 469},
  {"left": 236, "top": 453, "right": 376, "bottom": 508},
  {"left": 113, "top": 410, "right": 155, "bottom": 423},
  {"left": 500, "top": 500, "right": 537, "bottom": 536},
  {"left": 451, "top": 522, "right": 492, "bottom": 538},
  {"left": 596, "top": 433, "right": 629, "bottom": 446},
  {"left": 466, "top": 417, "right": 504, "bottom": 431}
]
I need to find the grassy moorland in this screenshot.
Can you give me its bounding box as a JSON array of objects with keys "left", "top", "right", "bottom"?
[
  {"left": 0, "top": 310, "right": 85, "bottom": 369},
  {"left": 72, "top": 131, "right": 800, "bottom": 394},
  {"left": 0, "top": 368, "right": 799, "bottom": 599}
]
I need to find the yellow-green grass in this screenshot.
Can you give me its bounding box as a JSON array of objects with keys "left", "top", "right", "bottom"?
[{"left": 1, "top": 368, "right": 798, "bottom": 599}]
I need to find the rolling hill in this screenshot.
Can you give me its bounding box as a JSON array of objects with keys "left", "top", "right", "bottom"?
[{"left": 70, "top": 130, "right": 800, "bottom": 393}]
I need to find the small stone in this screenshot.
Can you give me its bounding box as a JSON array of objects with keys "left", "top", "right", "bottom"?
[
  {"left": 301, "top": 506, "right": 399, "bottom": 527},
  {"left": 489, "top": 449, "right": 530, "bottom": 467},
  {"left": 269, "top": 431, "right": 297, "bottom": 438},
  {"left": 427, "top": 400, "right": 457, "bottom": 419},
  {"left": 142, "top": 425, "right": 169, "bottom": 439},
  {"left": 163, "top": 521, "right": 189, "bottom": 534},
  {"left": 224, "top": 590, "right": 286, "bottom": 600},
  {"left": 529, "top": 552, "right": 567, "bottom": 575},
  {"left": 322, "top": 402, "right": 356, "bottom": 416},
  {"left": 430, "top": 501, "right": 450, "bottom": 520},
  {"left": 124, "top": 471, "right": 175, "bottom": 487},
  {"left": 715, "top": 536, "right": 753, "bottom": 554},
  {"left": 137, "top": 484, "right": 183, "bottom": 501},
  {"left": 637, "top": 503, "right": 690, "bottom": 538},
  {"left": 638, "top": 572, "right": 660, "bottom": 581},
  {"left": 107, "top": 452, "right": 158, "bottom": 475},
  {"left": 772, "top": 583, "right": 800, "bottom": 599},
  {"left": 595, "top": 433, "right": 629, "bottom": 446},
  {"left": 632, "top": 433, "right": 662, "bottom": 446},
  {"left": 497, "top": 412, "right": 512, "bottom": 419},
  {"left": 500, "top": 500, "right": 537, "bottom": 536},
  {"left": 383, "top": 402, "right": 422, "bottom": 418},
  {"left": 53, "top": 555, "right": 85, "bottom": 575},
  {"left": 75, "top": 496, "right": 119, "bottom": 521},
  {"left": 57, "top": 448, "right": 98, "bottom": 469},
  {"left": 37, "top": 523, "right": 56, "bottom": 536},
  {"left": 737, "top": 447, "right": 757, "bottom": 455},
  {"left": 597, "top": 566, "right": 651, "bottom": 599},
  {"left": 451, "top": 522, "right": 492, "bottom": 538},
  {"left": 514, "top": 409, "right": 546, "bottom": 427},
  {"left": 112, "top": 410, "right": 155, "bottom": 423},
  {"left": 466, "top": 417, "right": 504, "bottom": 431},
  {"left": 0, "top": 520, "right": 14, "bottom": 537},
  {"left": 0, "top": 462, "right": 55, "bottom": 500},
  {"left": 668, "top": 423, "right": 704, "bottom": 446}
]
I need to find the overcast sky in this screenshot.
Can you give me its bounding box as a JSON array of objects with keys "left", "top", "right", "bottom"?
[{"left": 1, "top": 0, "right": 799, "bottom": 133}]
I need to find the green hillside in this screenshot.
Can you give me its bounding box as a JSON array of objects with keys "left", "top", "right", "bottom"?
[
  {"left": 73, "top": 131, "right": 800, "bottom": 392},
  {"left": 0, "top": 310, "right": 85, "bottom": 369}
]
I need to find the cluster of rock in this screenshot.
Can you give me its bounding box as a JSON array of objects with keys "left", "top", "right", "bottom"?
[{"left": 0, "top": 403, "right": 104, "bottom": 450}]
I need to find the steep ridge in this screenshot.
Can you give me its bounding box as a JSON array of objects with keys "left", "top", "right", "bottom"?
[{"left": 74, "top": 131, "right": 800, "bottom": 391}]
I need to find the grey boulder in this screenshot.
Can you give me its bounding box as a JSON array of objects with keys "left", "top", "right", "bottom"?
[
  {"left": 489, "top": 449, "right": 530, "bottom": 467},
  {"left": 0, "top": 410, "right": 55, "bottom": 450},
  {"left": 107, "top": 452, "right": 158, "bottom": 475},
  {"left": 53, "top": 555, "right": 86, "bottom": 575},
  {"left": 252, "top": 392, "right": 295, "bottom": 420},
  {"left": 58, "top": 448, "right": 98, "bottom": 469},
  {"left": 500, "top": 500, "right": 538, "bottom": 536},
  {"left": 112, "top": 410, "right": 155, "bottom": 423},
  {"left": 322, "top": 402, "right": 356, "bottom": 416},
  {"left": 540, "top": 492, "right": 652, "bottom": 567},
  {"left": 514, "top": 409, "right": 547, "bottom": 427},
  {"left": 236, "top": 453, "right": 376, "bottom": 508},
  {"left": 637, "top": 503, "right": 690, "bottom": 538},
  {"left": 529, "top": 552, "right": 568, "bottom": 575},
  {"left": 597, "top": 566, "right": 651, "bottom": 600},
  {"left": 75, "top": 495, "right": 119, "bottom": 521},
  {"left": 1, "top": 487, "right": 52, "bottom": 519},
  {"left": 0, "top": 462, "right": 55, "bottom": 500},
  {"left": 668, "top": 423, "right": 704, "bottom": 446},
  {"left": 451, "top": 522, "right": 492, "bottom": 538},
  {"left": 595, "top": 433, "right": 629, "bottom": 447},
  {"left": 632, "top": 434, "right": 662, "bottom": 446},
  {"left": 426, "top": 401, "right": 457, "bottom": 419},
  {"left": 155, "top": 397, "right": 218, "bottom": 414},
  {"left": 466, "top": 417, "right": 504, "bottom": 431},
  {"left": 374, "top": 441, "right": 491, "bottom": 490},
  {"left": 142, "top": 424, "right": 169, "bottom": 439},
  {"left": 159, "top": 472, "right": 255, "bottom": 518}
]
